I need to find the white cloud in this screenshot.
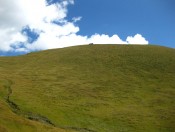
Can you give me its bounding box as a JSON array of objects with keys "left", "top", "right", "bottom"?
[
  {"left": 88, "top": 34, "right": 127, "bottom": 44},
  {"left": 72, "top": 16, "right": 82, "bottom": 22},
  {"left": 126, "top": 34, "right": 149, "bottom": 44},
  {"left": 0, "top": 0, "right": 149, "bottom": 53}
]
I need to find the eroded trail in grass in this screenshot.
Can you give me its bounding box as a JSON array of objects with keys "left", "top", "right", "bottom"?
[
  {"left": 4, "top": 79, "right": 56, "bottom": 125},
  {"left": 4, "top": 79, "right": 96, "bottom": 132}
]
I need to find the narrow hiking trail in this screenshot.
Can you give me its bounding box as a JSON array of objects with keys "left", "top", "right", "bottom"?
[
  {"left": 4, "top": 79, "right": 55, "bottom": 126},
  {"left": 4, "top": 79, "right": 96, "bottom": 132}
]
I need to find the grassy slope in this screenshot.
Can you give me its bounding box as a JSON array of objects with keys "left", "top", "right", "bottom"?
[
  {"left": 0, "top": 45, "right": 175, "bottom": 132},
  {"left": 0, "top": 74, "right": 74, "bottom": 130}
]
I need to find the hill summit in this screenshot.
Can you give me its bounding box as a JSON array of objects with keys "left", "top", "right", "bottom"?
[{"left": 0, "top": 45, "right": 175, "bottom": 132}]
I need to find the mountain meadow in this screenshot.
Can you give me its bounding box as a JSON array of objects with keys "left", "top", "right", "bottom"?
[{"left": 0, "top": 45, "right": 174, "bottom": 132}]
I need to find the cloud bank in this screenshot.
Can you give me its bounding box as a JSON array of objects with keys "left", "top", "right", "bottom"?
[{"left": 0, "top": 0, "right": 149, "bottom": 53}]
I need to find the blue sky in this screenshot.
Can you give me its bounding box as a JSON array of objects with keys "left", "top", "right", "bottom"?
[
  {"left": 0, "top": 0, "right": 174, "bottom": 56},
  {"left": 67, "top": 0, "right": 175, "bottom": 47}
]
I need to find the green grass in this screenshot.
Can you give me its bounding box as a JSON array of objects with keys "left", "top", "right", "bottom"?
[{"left": 0, "top": 45, "right": 175, "bottom": 131}]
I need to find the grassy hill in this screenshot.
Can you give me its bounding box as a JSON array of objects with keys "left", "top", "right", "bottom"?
[{"left": 0, "top": 45, "right": 174, "bottom": 132}]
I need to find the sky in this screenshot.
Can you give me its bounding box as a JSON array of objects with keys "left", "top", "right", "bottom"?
[{"left": 0, "top": 0, "right": 174, "bottom": 56}]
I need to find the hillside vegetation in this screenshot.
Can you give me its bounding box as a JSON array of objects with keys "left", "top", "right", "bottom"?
[{"left": 0, "top": 45, "right": 175, "bottom": 132}]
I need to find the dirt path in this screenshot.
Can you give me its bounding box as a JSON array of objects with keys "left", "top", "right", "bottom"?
[
  {"left": 4, "top": 79, "right": 96, "bottom": 132},
  {"left": 4, "top": 79, "right": 55, "bottom": 126}
]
